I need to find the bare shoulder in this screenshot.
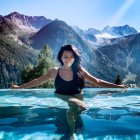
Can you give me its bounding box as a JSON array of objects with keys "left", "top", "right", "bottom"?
[
  {"left": 48, "top": 67, "right": 59, "bottom": 78},
  {"left": 50, "top": 67, "right": 59, "bottom": 71},
  {"left": 80, "top": 67, "right": 88, "bottom": 74},
  {"left": 80, "top": 67, "right": 93, "bottom": 78}
]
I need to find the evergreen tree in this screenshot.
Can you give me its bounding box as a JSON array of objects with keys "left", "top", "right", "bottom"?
[{"left": 21, "top": 44, "right": 56, "bottom": 88}]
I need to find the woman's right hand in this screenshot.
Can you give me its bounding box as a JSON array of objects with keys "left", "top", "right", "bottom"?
[{"left": 11, "top": 84, "right": 20, "bottom": 89}]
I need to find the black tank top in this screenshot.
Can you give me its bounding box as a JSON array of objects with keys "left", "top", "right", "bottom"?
[{"left": 55, "top": 68, "right": 82, "bottom": 95}]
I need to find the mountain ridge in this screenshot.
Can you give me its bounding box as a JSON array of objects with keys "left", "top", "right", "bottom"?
[{"left": 5, "top": 12, "right": 52, "bottom": 29}]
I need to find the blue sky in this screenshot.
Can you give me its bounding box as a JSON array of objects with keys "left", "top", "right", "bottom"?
[{"left": 0, "top": 0, "right": 140, "bottom": 31}]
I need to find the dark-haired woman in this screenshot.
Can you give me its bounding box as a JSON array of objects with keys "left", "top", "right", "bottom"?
[{"left": 11, "top": 44, "right": 127, "bottom": 137}]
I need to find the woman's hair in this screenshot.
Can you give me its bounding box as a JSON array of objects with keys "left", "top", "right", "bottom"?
[{"left": 57, "top": 44, "right": 84, "bottom": 89}]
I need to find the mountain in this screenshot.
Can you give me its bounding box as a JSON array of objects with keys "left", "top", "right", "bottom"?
[
  {"left": 70, "top": 26, "right": 140, "bottom": 86},
  {"left": 85, "top": 25, "right": 137, "bottom": 39},
  {"left": 72, "top": 26, "right": 86, "bottom": 38},
  {"left": 0, "top": 12, "right": 46, "bottom": 86},
  {"left": 94, "top": 33, "right": 140, "bottom": 86},
  {"left": 0, "top": 15, "right": 3, "bottom": 21},
  {"left": 5, "top": 12, "right": 52, "bottom": 30},
  {"left": 85, "top": 34, "right": 97, "bottom": 42},
  {"left": 0, "top": 12, "right": 52, "bottom": 46},
  {"left": 101, "top": 25, "right": 138, "bottom": 37},
  {"left": 30, "top": 19, "right": 97, "bottom": 70},
  {"left": 72, "top": 26, "right": 97, "bottom": 43},
  {"left": 85, "top": 28, "right": 100, "bottom": 35},
  {"left": 0, "top": 34, "right": 38, "bottom": 85},
  {"left": 31, "top": 20, "right": 91, "bottom": 51},
  {"left": 73, "top": 25, "right": 138, "bottom": 48},
  {"left": 86, "top": 25, "right": 138, "bottom": 48},
  {"left": 0, "top": 18, "right": 20, "bottom": 35}
]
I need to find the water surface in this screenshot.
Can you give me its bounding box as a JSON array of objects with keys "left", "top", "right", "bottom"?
[{"left": 0, "top": 88, "right": 140, "bottom": 140}]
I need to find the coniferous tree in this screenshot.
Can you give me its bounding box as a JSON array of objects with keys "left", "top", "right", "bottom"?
[{"left": 21, "top": 44, "right": 56, "bottom": 88}]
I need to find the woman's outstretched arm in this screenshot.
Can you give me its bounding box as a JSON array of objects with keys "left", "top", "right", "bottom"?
[
  {"left": 81, "top": 67, "right": 128, "bottom": 88},
  {"left": 11, "top": 67, "right": 57, "bottom": 89}
]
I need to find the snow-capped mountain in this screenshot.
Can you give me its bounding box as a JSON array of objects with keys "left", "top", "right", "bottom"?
[
  {"left": 83, "top": 25, "right": 138, "bottom": 47},
  {"left": 101, "top": 25, "right": 138, "bottom": 37},
  {"left": 73, "top": 25, "right": 138, "bottom": 48}
]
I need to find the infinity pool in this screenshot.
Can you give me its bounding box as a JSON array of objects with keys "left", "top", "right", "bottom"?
[{"left": 0, "top": 88, "right": 140, "bottom": 140}]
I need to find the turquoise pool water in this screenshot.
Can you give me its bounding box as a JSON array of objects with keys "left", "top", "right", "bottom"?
[{"left": 0, "top": 88, "right": 140, "bottom": 140}]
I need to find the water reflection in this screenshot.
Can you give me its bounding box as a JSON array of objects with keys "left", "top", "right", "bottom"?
[{"left": 0, "top": 106, "right": 84, "bottom": 139}]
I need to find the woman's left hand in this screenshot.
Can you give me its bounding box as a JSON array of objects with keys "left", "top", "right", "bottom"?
[{"left": 117, "top": 84, "right": 129, "bottom": 88}]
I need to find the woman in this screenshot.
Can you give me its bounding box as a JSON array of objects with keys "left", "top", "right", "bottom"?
[{"left": 12, "top": 44, "right": 127, "bottom": 136}]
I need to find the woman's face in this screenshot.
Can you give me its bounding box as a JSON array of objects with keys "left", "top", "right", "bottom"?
[{"left": 61, "top": 50, "right": 75, "bottom": 67}]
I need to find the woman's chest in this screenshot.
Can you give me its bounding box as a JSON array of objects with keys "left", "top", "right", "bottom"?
[{"left": 59, "top": 70, "right": 73, "bottom": 81}]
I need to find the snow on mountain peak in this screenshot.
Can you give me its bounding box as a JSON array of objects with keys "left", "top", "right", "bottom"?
[{"left": 101, "top": 25, "right": 138, "bottom": 37}]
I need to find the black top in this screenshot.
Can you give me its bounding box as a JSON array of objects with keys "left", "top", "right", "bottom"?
[{"left": 55, "top": 68, "right": 82, "bottom": 95}]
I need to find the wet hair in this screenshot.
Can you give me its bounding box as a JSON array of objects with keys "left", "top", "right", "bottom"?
[{"left": 57, "top": 44, "right": 84, "bottom": 89}]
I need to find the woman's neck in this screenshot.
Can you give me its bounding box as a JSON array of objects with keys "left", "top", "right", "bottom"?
[{"left": 61, "top": 66, "right": 72, "bottom": 70}]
